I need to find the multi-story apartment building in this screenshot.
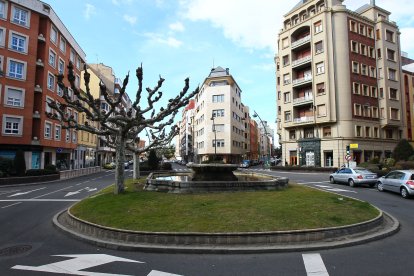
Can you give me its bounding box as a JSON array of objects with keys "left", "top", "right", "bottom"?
[
  {"left": 258, "top": 121, "right": 274, "bottom": 162},
  {"left": 249, "top": 119, "right": 259, "bottom": 161},
  {"left": 193, "top": 67, "right": 247, "bottom": 163},
  {"left": 276, "top": 0, "right": 404, "bottom": 167},
  {"left": 0, "top": 0, "right": 85, "bottom": 170},
  {"left": 402, "top": 63, "right": 414, "bottom": 145},
  {"left": 178, "top": 100, "right": 195, "bottom": 162}
]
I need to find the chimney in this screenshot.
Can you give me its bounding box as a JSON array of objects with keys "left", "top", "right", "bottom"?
[
  {"left": 370, "top": 0, "right": 375, "bottom": 6},
  {"left": 226, "top": 68, "right": 229, "bottom": 75}
]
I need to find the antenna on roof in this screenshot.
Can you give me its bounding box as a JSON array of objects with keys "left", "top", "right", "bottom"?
[{"left": 212, "top": 58, "right": 215, "bottom": 69}]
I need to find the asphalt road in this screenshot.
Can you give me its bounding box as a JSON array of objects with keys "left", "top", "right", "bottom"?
[{"left": 0, "top": 165, "right": 413, "bottom": 276}]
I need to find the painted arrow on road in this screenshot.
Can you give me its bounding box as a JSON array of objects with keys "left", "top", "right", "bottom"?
[
  {"left": 12, "top": 254, "right": 183, "bottom": 276},
  {"left": 65, "top": 187, "right": 97, "bottom": 197},
  {"left": 8, "top": 187, "right": 46, "bottom": 197}
]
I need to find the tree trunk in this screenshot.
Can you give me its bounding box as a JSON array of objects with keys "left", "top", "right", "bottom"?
[
  {"left": 133, "top": 152, "right": 141, "bottom": 179},
  {"left": 114, "top": 135, "right": 126, "bottom": 194}
]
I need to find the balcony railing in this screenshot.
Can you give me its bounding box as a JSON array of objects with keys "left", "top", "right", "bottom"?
[
  {"left": 293, "top": 116, "right": 314, "bottom": 124},
  {"left": 291, "top": 55, "right": 312, "bottom": 67},
  {"left": 293, "top": 94, "right": 313, "bottom": 105},
  {"left": 291, "top": 35, "right": 311, "bottom": 49},
  {"left": 292, "top": 76, "right": 312, "bottom": 86}
]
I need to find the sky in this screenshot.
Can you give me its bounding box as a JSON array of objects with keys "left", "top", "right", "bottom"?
[{"left": 46, "top": 0, "right": 414, "bottom": 135}]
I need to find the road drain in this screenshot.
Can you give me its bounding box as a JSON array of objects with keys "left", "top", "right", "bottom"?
[{"left": 0, "top": 245, "right": 33, "bottom": 257}]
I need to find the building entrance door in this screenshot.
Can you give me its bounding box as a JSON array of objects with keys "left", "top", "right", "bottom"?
[{"left": 306, "top": 151, "right": 315, "bottom": 166}]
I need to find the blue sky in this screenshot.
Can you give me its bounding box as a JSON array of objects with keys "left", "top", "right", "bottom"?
[{"left": 47, "top": 0, "right": 414, "bottom": 133}]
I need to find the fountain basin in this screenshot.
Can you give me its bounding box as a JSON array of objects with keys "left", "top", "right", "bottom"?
[{"left": 145, "top": 171, "right": 289, "bottom": 193}]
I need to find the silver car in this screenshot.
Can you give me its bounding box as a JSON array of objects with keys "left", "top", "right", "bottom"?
[
  {"left": 329, "top": 167, "right": 378, "bottom": 187},
  {"left": 377, "top": 170, "right": 414, "bottom": 199}
]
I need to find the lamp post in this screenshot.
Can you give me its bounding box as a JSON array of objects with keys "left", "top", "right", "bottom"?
[
  {"left": 253, "top": 110, "right": 272, "bottom": 168},
  {"left": 211, "top": 116, "right": 217, "bottom": 161}
]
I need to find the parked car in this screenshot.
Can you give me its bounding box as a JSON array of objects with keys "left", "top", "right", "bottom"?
[
  {"left": 251, "top": 160, "right": 259, "bottom": 166},
  {"left": 104, "top": 162, "right": 116, "bottom": 169},
  {"left": 329, "top": 167, "right": 378, "bottom": 187},
  {"left": 377, "top": 170, "right": 414, "bottom": 199},
  {"left": 239, "top": 160, "right": 251, "bottom": 168}
]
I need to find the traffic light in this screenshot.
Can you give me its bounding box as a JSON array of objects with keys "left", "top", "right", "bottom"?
[{"left": 346, "top": 145, "right": 350, "bottom": 155}]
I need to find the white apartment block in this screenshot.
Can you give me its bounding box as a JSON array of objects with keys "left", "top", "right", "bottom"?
[
  {"left": 276, "top": 0, "right": 404, "bottom": 167},
  {"left": 193, "top": 67, "right": 248, "bottom": 163}
]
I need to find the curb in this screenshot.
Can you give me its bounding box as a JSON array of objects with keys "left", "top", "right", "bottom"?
[{"left": 53, "top": 208, "right": 400, "bottom": 254}]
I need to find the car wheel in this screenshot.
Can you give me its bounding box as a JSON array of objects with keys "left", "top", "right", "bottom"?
[
  {"left": 401, "top": 188, "right": 410, "bottom": 199},
  {"left": 377, "top": 182, "right": 384, "bottom": 192},
  {"left": 329, "top": 176, "right": 335, "bottom": 184},
  {"left": 348, "top": 179, "right": 355, "bottom": 187}
]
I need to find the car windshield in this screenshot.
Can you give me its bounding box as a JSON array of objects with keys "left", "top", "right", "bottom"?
[
  {"left": 411, "top": 174, "right": 414, "bottom": 180},
  {"left": 354, "top": 169, "right": 372, "bottom": 174}
]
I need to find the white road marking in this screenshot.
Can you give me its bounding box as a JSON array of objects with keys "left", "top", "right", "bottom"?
[
  {"left": 315, "top": 185, "right": 332, "bottom": 188},
  {"left": 147, "top": 270, "right": 183, "bottom": 276},
  {"left": 302, "top": 253, "right": 329, "bottom": 276},
  {"left": 33, "top": 186, "right": 74, "bottom": 199},
  {"left": 0, "top": 190, "right": 20, "bottom": 195},
  {"left": 297, "top": 182, "right": 330, "bottom": 185},
  {"left": 326, "top": 188, "right": 357, "bottom": 193},
  {"left": 0, "top": 199, "right": 79, "bottom": 202},
  {"left": 12, "top": 254, "right": 143, "bottom": 276},
  {"left": 8, "top": 187, "right": 47, "bottom": 197},
  {"left": 1, "top": 202, "right": 22, "bottom": 208}
]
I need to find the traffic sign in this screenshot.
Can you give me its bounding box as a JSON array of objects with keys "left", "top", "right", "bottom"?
[
  {"left": 350, "top": 143, "right": 358, "bottom": 149},
  {"left": 56, "top": 148, "right": 63, "bottom": 153},
  {"left": 345, "top": 155, "right": 352, "bottom": 161}
]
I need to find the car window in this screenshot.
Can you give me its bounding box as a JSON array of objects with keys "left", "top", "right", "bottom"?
[
  {"left": 338, "top": 169, "right": 346, "bottom": 173},
  {"left": 396, "top": 172, "right": 406, "bottom": 180},
  {"left": 411, "top": 174, "right": 414, "bottom": 180},
  {"left": 355, "top": 169, "right": 371, "bottom": 174},
  {"left": 345, "top": 169, "right": 352, "bottom": 174},
  {"left": 385, "top": 172, "right": 396, "bottom": 179}
]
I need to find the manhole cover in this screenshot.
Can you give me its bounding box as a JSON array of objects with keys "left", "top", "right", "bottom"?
[{"left": 0, "top": 245, "right": 32, "bottom": 257}]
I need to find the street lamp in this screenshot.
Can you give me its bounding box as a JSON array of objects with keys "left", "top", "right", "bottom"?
[
  {"left": 253, "top": 110, "right": 272, "bottom": 168},
  {"left": 210, "top": 116, "right": 217, "bottom": 161}
]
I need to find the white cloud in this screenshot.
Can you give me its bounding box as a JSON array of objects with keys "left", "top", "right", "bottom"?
[
  {"left": 400, "top": 27, "right": 414, "bottom": 56},
  {"left": 169, "top": 22, "right": 185, "bottom": 32},
  {"left": 83, "top": 4, "right": 96, "bottom": 20},
  {"left": 253, "top": 63, "right": 276, "bottom": 72},
  {"left": 112, "top": 0, "right": 134, "bottom": 5},
  {"left": 123, "top": 14, "right": 137, "bottom": 26},
  {"left": 145, "top": 33, "right": 183, "bottom": 48}
]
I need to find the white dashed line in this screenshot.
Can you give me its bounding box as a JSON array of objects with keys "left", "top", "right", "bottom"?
[{"left": 302, "top": 253, "right": 329, "bottom": 276}]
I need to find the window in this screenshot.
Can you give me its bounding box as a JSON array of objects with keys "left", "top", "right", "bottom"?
[
  {"left": 0, "top": 1, "right": 6, "bottom": 19},
  {"left": 5, "top": 86, "right": 24, "bottom": 107},
  {"left": 386, "top": 30, "right": 394, "bottom": 42},
  {"left": 76, "top": 56, "right": 81, "bottom": 69},
  {"left": 282, "top": 37, "right": 289, "bottom": 48},
  {"left": 213, "top": 124, "right": 224, "bottom": 132},
  {"left": 59, "top": 37, "right": 66, "bottom": 53},
  {"left": 45, "top": 97, "right": 53, "bottom": 113},
  {"left": 388, "top": 68, "right": 397, "bottom": 81},
  {"left": 316, "top": 62, "right": 324, "bottom": 74},
  {"left": 212, "top": 109, "right": 224, "bottom": 117},
  {"left": 372, "top": 107, "right": 379, "bottom": 118},
  {"left": 363, "top": 105, "right": 370, "bottom": 117},
  {"left": 380, "top": 108, "right": 385, "bottom": 118},
  {"left": 47, "top": 72, "right": 55, "bottom": 91},
  {"left": 349, "top": 21, "right": 357, "bottom": 32},
  {"left": 373, "top": 127, "right": 379, "bottom": 138},
  {"left": 282, "top": 55, "right": 289, "bottom": 66},
  {"left": 314, "top": 21, "right": 322, "bottom": 33},
  {"left": 283, "top": 73, "right": 290, "bottom": 85},
  {"left": 354, "top": 104, "right": 362, "bottom": 116},
  {"left": 377, "top": 48, "right": 381, "bottom": 59},
  {"left": 75, "top": 74, "right": 80, "bottom": 88},
  {"left": 12, "top": 5, "right": 29, "bottom": 27},
  {"left": 356, "top": 126, "right": 362, "bottom": 137},
  {"left": 315, "top": 41, "right": 323, "bottom": 54},
  {"left": 323, "top": 127, "right": 331, "bottom": 137},
  {"left": 7, "top": 59, "right": 26, "bottom": 80},
  {"left": 360, "top": 44, "right": 367, "bottom": 56},
  {"left": 371, "top": 87, "right": 378, "bottom": 98},
  {"left": 387, "top": 49, "right": 395, "bottom": 61},
  {"left": 283, "top": 92, "right": 291, "bottom": 103},
  {"left": 212, "top": 94, "right": 224, "bottom": 103},
  {"left": 389, "top": 88, "right": 398, "bottom": 100},
  {"left": 284, "top": 111, "right": 291, "bottom": 122},
  {"left": 44, "top": 122, "right": 52, "bottom": 139},
  {"left": 55, "top": 125, "right": 61, "bottom": 140},
  {"left": 376, "top": 29, "right": 381, "bottom": 40},
  {"left": 368, "top": 47, "right": 375, "bottom": 58},
  {"left": 304, "top": 128, "right": 314, "bottom": 138},
  {"left": 289, "top": 130, "right": 296, "bottom": 140},
  {"left": 0, "top": 55, "right": 3, "bottom": 72},
  {"left": 361, "top": 64, "right": 368, "bottom": 76},
  {"left": 72, "top": 131, "right": 77, "bottom": 143},
  {"left": 351, "top": 41, "right": 358, "bottom": 53},
  {"left": 3, "top": 115, "right": 22, "bottom": 135},
  {"left": 10, "top": 32, "right": 27, "bottom": 53},
  {"left": 353, "top": 82, "right": 360, "bottom": 94},
  {"left": 317, "top": 82, "right": 325, "bottom": 95},
  {"left": 49, "top": 49, "right": 56, "bottom": 67},
  {"left": 57, "top": 85, "right": 63, "bottom": 97},
  {"left": 362, "top": 84, "right": 369, "bottom": 96},
  {"left": 352, "top": 61, "right": 359, "bottom": 74},
  {"left": 66, "top": 130, "right": 70, "bottom": 142},
  {"left": 70, "top": 49, "right": 75, "bottom": 63},
  {"left": 50, "top": 25, "right": 57, "bottom": 44},
  {"left": 390, "top": 108, "right": 399, "bottom": 120},
  {"left": 58, "top": 58, "right": 65, "bottom": 74},
  {"left": 0, "top": 27, "right": 4, "bottom": 47},
  {"left": 379, "top": 88, "right": 384, "bottom": 98},
  {"left": 367, "top": 27, "right": 374, "bottom": 38},
  {"left": 359, "top": 24, "right": 366, "bottom": 35},
  {"left": 378, "top": 67, "right": 383, "bottom": 79},
  {"left": 317, "top": 104, "right": 326, "bottom": 117},
  {"left": 212, "top": 139, "right": 224, "bottom": 147},
  {"left": 365, "top": 126, "right": 371, "bottom": 137},
  {"left": 369, "top": 66, "right": 376, "bottom": 78}
]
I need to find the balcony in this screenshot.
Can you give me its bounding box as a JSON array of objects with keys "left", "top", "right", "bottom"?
[
  {"left": 292, "top": 76, "right": 312, "bottom": 87},
  {"left": 114, "top": 78, "right": 122, "bottom": 87},
  {"left": 293, "top": 116, "right": 314, "bottom": 124},
  {"left": 293, "top": 94, "right": 313, "bottom": 106},
  {"left": 34, "top": 85, "right": 43, "bottom": 93},
  {"left": 291, "top": 55, "right": 312, "bottom": 68},
  {"left": 291, "top": 35, "right": 311, "bottom": 49}
]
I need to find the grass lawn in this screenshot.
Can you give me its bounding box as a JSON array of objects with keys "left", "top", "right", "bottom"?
[{"left": 70, "top": 178, "right": 380, "bottom": 233}]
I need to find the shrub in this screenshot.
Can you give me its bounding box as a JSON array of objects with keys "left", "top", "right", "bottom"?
[
  {"left": 160, "top": 162, "right": 172, "bottom": 170},
  {"left": 384, "top": 158, "right": 396, "bottom": 168},
  {"left": 394, "top": 161, "right": 414, "bottom": 170},
  {"left": 26, "top": 169, "right": 59, "bottom": 176},
  {"left": 13, "top": 149, "right": 26, "bottom": 176},
  {"left": 0, "top": 157, "right": 13, "bottom": 176},
  {"left": 409, "top": 155, "right": 414, "bottom": 161},
  {"left": 44, "top": 164, "right": 57, "bottom": 172},
  {"left": 393, "top": 139, "right": 414, "bottom": 161},
  {"left": 148, "top": 150, "right": 160, "bottom": 170}
]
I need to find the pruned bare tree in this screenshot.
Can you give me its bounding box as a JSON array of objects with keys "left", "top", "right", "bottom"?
[{"left": 47, "top": 62, "right": 198, "bottom": 194}]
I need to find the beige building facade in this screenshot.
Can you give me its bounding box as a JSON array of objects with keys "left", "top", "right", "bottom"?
[{"left": 277, "top": 0, "right": 405, "bottom": 167}]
